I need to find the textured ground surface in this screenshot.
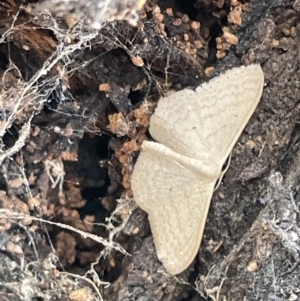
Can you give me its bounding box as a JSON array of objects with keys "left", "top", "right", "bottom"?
[{"left": 1, "top": 0, "right": 300, "bottom": 300}]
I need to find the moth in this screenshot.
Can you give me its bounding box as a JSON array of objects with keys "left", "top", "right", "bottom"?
[{"left": 131, "top": 64, "right": 264, "bottom": 275}]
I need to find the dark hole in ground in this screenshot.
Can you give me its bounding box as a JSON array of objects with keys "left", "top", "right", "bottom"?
[
  {"left": 79, "top": 187, "right": 110, "bottom": 221},
  {"left": 18, "top": 49, "right": 40, "bottom": 81},
  {"left": 2, "top": 124, "right": 19, "bottom": 148},
  {"left": 0, "top": 175, "right": 7, "bottom": 191},
  {"left": 160, "top": 0, "right": 198, "bottom": 19},
  {"left": 128, "top": 88, "right": 147, "bottom": 106},
  {"left": 206, "top": 22, "right": 222, "bottom": 66},
  {"left": 0, "top": 51, "right": 8, "bottom": 69},
  {"left": 174, "top": 0, "right": 198, "bottom": 19},
  {"left": 102, "top": 256, "right": 123, "bottom": 283},
  {"left": 181, "top": 291, "right": 207, "bottom": 301},
  {"left": 77, "top": 133, "right": 112, "bottom": 220},
  {"left": 43, "top": 90, "right": 60, "bottom": 113},
  {"left": 95, "top": 133, "right": 111, "bottom": 160},
  {"left": 7, "top": 42, "right": 41, "bottom": 81}
]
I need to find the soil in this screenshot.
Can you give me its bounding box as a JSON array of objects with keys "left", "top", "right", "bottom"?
[{"left": 1, "top": 0, "right": 300, "bottom": 300}]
